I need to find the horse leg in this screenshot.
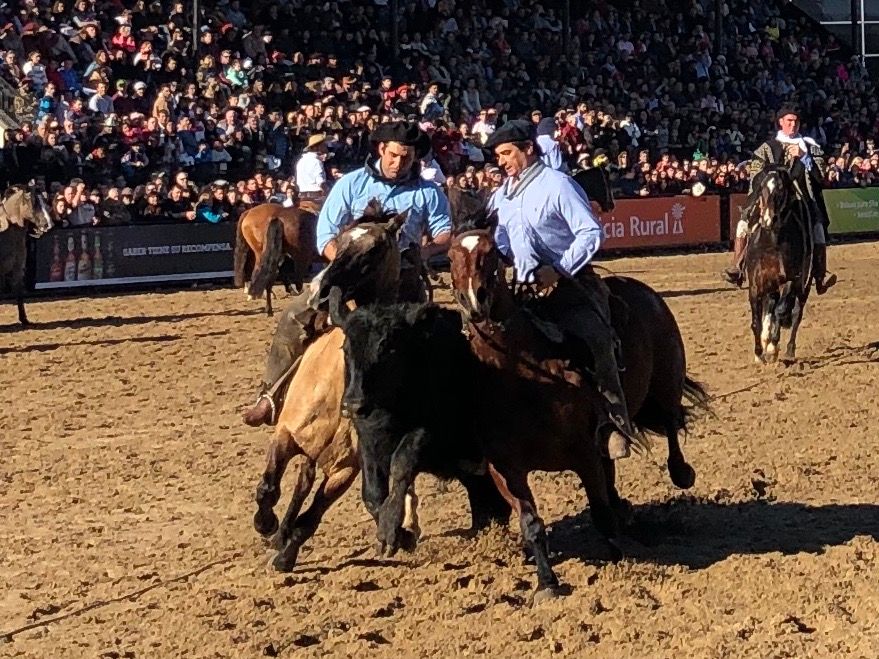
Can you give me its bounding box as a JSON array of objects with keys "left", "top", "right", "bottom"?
[
  {"left": 271, "top": 455, "right": 316, "bottom": 551},
  {"left": 784, "top": 295, "right": 805, "bottom": 362},
  {"left": 601, "top": 458, "right": 633, "bottom": 525},
  {"left": 265, "top": 285, "right": 273, "bottom": 317},
  {"left": 254, "top": 428, "right": 300, "bottom": 537},
  {"left": 487, "top": 464, "right": 561, "bottom": 602},
  {"left": 272, "top": 464, "right": 358, "bottom": 572},
  {"left": 458, "top": 471, "right": 512, "bottom": 533},
  {"left": 762, "top": 294, "right": 780, "bottom": 363},
  {"left": 17, "top": 292, "right": 28, "bottom": 326},
  {"left": 575, "top": 456, "right": 623, "bottom": 563},
  {"left": 750, "top": 296, "right": 764, "bottom": 364},
  {"left": 665, "top": 426, "right": 696, "bottom": 489},
  {"left": 376, "top": 428, "right": 429, "bottom": 556}
]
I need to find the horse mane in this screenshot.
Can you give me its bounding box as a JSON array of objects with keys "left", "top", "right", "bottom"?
[
  {"left": 452, "top": 203, "right": 498, "bottom": 235},
  {"left": 351, "top": 198, "right": 399, "bottom": 226}
]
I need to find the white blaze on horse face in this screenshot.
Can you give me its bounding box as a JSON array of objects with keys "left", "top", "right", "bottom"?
[
  {"left": 458, "top": 237, "right": 483, "bottom": 311},
  {"left": 348, "top": 227, "right": 369, "bottom": 242},
  {"left": 460, "top": 235, "right": 481, "bottom": 252},
  {"left": 766, "top": 176, "right": 776, "bottom": 194}
]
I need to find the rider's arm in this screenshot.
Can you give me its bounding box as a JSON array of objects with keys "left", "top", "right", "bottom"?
[
  {"left": 553, "top": 177, "right": 604, "bottom": 277},
  {"left": 316, "top": 173, "right": 354, "bottom": 258},
  {"left": 421, "top": 184, "right": 453, "bottom": 259}
]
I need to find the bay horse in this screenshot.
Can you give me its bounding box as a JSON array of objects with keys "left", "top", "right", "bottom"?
[
  {"left": 233, "top": 202, "right": 319, "bottom": 316},
  {"left": 251, "top": 207, "right": 509, "bottom": 571},
  {"left": 449, "top": 227, "right": 707, "bottom": 597},
  {"left": 743, "top": 164, "right": 813, "bottom": 364},
  {"left": 0, "top": 185, "right": 52, "bottom": 326}
]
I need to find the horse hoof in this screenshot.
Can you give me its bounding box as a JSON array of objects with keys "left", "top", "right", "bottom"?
[
  {"left": 532, "top": 586, "right": 562, "bottom": 605},
  {"left": 272, "top": 543, "right": 300, "bottom": 572},
  {"left": 670, "top": 462, "right": 696, "bottom": 489},
  {"left": 270, "top": 532, "right": 286, "bottom": 551},
  {"left": 398, "top": 529, "right": 419, "bottom": 553},
  {"left": 605, "top": 539, "right": 624, "bottom": 563},
  {"left": 253, "top": 509, "right": 279, "bottom": 537},
  {"left": 754, "top": 354, "right": 764, "bottom": 365}
]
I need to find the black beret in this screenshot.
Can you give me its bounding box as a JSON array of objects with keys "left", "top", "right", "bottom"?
[
  {"left": 369, "top": 121, "right": 423, "bottom": 146},
  {"left": 483, "top": 119, "right": 535, "bottom": 151},
  {"left": 776, "top": 105, "right": 800, "bottom": 120}
]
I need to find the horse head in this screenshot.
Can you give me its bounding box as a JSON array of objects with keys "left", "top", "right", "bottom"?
[
  {"left": 751, "top": 165, "right": 794, "bottom": 233},
  {"left": 1, "top": 185, "right": 52, "bottom": 236},
  {"left": 448, "top": 209, "right": 510, "bottom": 323},
  {"left": 314, "top": 200, "right": 409, "bottom": 312}
]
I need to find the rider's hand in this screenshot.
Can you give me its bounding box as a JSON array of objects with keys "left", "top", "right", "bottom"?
[
  {"left": 535, "top": 265, "right": 560, "bottom": 291},
  {"left": 786, "top": 144, "right": 803, "bottom": 159}
]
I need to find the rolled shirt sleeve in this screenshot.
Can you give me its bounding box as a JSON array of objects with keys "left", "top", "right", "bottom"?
[
  {"left": 424, "top": 184, "right": 453, "bottom": 239},
  {"left": 316, "top": 177, "right": 353, "bottom": 254}
]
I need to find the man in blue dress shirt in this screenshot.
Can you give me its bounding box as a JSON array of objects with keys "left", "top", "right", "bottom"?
[
  {"left": 243, "top": 121, "right": 452, "bottom": 426},
  {"left": 484, "top": 119, "right": 634, "bottom": 460}
]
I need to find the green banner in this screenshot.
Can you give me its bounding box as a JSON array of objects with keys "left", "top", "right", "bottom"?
[{"left": 825, "top": 187, "right": 879, "bottom": 235}]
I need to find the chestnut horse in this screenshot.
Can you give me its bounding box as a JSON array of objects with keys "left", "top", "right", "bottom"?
[
  {"left": 233, "top": 203, "right": 319, "bottom": 316},
  {"left": 743, "top": 165, "right": 813, "bottom": 364}
]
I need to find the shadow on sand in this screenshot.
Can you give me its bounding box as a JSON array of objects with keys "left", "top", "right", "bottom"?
[
  {"left": 548, "top": 499, "right": 879, "bottom": 570},
  {"left": 0, "top": 308, "right": 261, "bottom": 334}
]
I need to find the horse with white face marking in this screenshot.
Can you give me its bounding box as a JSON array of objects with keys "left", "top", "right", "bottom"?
[{"left": 743, "top": 164, "right": 813, "bottom": 364}]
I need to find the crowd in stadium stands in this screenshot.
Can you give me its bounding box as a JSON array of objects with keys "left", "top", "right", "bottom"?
[{"left": 0, "top": 0, "right": 876, "bottom": 227}]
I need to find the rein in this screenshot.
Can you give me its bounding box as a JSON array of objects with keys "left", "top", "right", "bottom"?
[{"left": 469, "top": 316, "right": 577, "bottom": 388}]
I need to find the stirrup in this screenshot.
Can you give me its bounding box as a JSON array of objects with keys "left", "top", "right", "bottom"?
[{"left": 255, "top": 393, "right": 278, "bottom": 425}]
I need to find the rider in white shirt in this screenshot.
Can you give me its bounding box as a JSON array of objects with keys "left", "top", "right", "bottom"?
[{"left": 294, "top": 134, "right": 329, "bottom": 202}]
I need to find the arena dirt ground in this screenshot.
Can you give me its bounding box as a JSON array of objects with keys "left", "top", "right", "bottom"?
[{"left": 2, "top": 243, "right": 878, "bottom": 658}]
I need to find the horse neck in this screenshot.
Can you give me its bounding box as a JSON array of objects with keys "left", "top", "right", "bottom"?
[{"left": 488, "top": 274, "right": 516, "bottom": 323}]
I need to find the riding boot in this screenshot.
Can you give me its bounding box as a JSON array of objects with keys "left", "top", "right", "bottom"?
[
  {"left": 242, "top": 294, "right": 314, "bottom": 427},
  {"left": 813, "top": 243, "right": 837, "bottom": 295},
  {"left": 593, "top": 348, "right": 638, "bottom": 461},
  {"left": 722, "top": 235, "right": 747, "bottom": 287}
]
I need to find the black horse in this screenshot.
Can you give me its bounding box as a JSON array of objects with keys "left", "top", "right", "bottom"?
[
  {"left": 743, "top": 164, "right": 812, "bottom": 363},
  {"left": 572, "top": 165, "right": 615, "bottom": 212}
]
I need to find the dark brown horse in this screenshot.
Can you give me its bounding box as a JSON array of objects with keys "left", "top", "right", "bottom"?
[
  {"left": 0, "top": 186, "right": 52, "bottom": 326},
  {"left": 233, "top": 203, "right": 319, "bottom": 316},
  {"left": 442, "top": 224, "right": 707, "bottom": 598},
  {"left": 743, "top": 165, "right": 812, "bottom": 364}
]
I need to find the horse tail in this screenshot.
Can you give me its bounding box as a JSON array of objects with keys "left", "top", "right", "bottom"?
[
  {"left": 249, "top": 217, "right": 284, "bottom": 299},
  {"left": 233, "top": 213, "right": 251, "bottom": 289},
  {"left": 681, "top": 376, "right": 712, "bottom": 429}
]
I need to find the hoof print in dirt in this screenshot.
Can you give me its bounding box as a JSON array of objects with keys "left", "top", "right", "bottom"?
[
  {"left": 352, "top": 579, "right": 382, "bottom": 592},
  {"left": 291, "top": 634, "right": 321, "bottom": 648},
  {"left": 357, "top": 631, "right": 390, "bottom": 646}
]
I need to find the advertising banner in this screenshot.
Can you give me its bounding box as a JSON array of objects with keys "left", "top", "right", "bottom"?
[
  {"left": 597, "top": 195, "right": 721, "bottom": 250},
  {"left": 34, "top": 222, "right": 235, "bottom": 290},
  {"left": 823, "top": 187, "right": 879, "bottom": 235}
]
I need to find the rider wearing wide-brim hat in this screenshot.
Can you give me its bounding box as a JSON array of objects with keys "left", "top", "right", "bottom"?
[
  {"left": 724, "top": 105, "right": 837, "bottom": 294},
  {"left": 243, "top": 120, "right": 452, "bottom": 427},
  {"left": 482, "top": 119, "right": 637, "bottom": 460}
]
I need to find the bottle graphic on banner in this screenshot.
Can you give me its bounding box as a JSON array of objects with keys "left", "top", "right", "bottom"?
[
  {"left": 49, "top": 235, "right": 64, "bottom": 282},
  {"left": 77, "top": 233, "right": 92, "bottom": 280},
  {"left": 63, "top": 235, "right": 77, "bottom": 281},
  {"left": 92, "top": 233, "right": 104, "bottom": 280},
  {"left": 105, "top": 236, "right": 116, "bottom": 278}
]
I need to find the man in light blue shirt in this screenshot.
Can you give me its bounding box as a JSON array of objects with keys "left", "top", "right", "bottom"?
[
  {"left": 243, "top": 121, "right": 452, "bottom": 426},
  {"left": 484, "top": 119, "right": 634, "bottom": 460}
]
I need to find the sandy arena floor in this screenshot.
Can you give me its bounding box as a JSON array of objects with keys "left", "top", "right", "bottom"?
[{"left": 1, "top": 244, "right": 878, "bottom": 658}]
